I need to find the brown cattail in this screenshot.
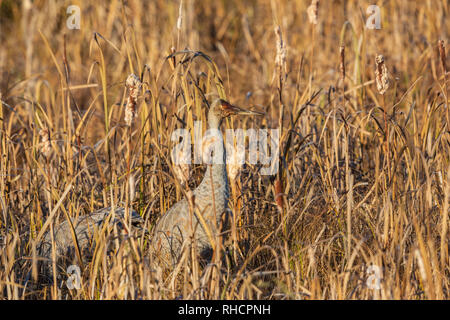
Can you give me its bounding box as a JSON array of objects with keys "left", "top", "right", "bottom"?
[
  {"left": 375, "top": 54, "right": 389, "bottom": 95},
  {"left": 438, "top": 40, "right": 447, "bottom": 76},
  {"left": 124, "top": 73, "right": 142, "bottom": 126},
  {"left": 39, "top": 128, "right": 51, "bottom": 157},
  {"left": 339, "top": 45, "right": 345, "bottom": 81},
  {"left": 274, "top": 178, "right": 284, "bottom": 212},
  {"left": 307, "top": 0, "right": 319, "bottom": 25}
]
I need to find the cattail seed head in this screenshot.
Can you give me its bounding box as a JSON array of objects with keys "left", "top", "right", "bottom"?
[
  {"left": 375, "top": 54, "right": 389, "bottom": 95},
  {"left": 307, "top": 0, "right": 319, "bottom": 25},
  {"left": 39, "top": 128, "right": 52, "bottom": 157},
  {"left": 274, "top": 26, "right": 287, "bottom": 70},
  {"left": 124, "top": 73, "right": 142, "bottom": 126},
  {"left": 177, "top": 0, "right": 183, "bottom": 30},
  {"left": 172, "top": 135, "right": 191, "bottom": 186},
  {"left": 129, "top": 173, "right": 136, "bottom": 203},
  {"left": 173, "top": 164, "right": 190, "bottom": 187}
]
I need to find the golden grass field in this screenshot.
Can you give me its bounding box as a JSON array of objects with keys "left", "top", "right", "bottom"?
[{"left": 0, "top": 0, "right": 449, "bottom": 299}]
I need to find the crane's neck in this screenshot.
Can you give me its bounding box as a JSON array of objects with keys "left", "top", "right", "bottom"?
[
  {"left": 203, "top": 138, "right": 226, "bottom": 180},
  {"left": 205, "top": 108, "right": 226, "bottom": 167},
  {"left": 207, "top": 108, "right": 221, "bottom": 129},
  {"left": 197, "top": 111, "right": 228, "bottom": 197}
]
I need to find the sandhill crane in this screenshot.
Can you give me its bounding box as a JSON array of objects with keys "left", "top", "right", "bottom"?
[
  {"left": 37, "top": 98, "right": 262, "bottom": 273},
  {"left": 152, "top": 99, "right": 263, "bottom": 262}
]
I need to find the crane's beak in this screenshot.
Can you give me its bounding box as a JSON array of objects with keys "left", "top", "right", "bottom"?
[{"left": 220, "top": 99, "right": 265, "bottom": 116}]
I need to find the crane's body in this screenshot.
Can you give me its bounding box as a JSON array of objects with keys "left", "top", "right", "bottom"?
[{"left": 152, "top": 99, "right": 262, "bottom": 262}]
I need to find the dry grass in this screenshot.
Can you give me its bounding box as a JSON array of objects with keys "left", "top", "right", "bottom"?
[{"left": 0, "top": 0, "right": 449, "bottom": 300}]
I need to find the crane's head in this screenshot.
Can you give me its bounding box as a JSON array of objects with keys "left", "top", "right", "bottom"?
[{"left": 209, "top": 99, "right": 264, "bottom": 123}]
